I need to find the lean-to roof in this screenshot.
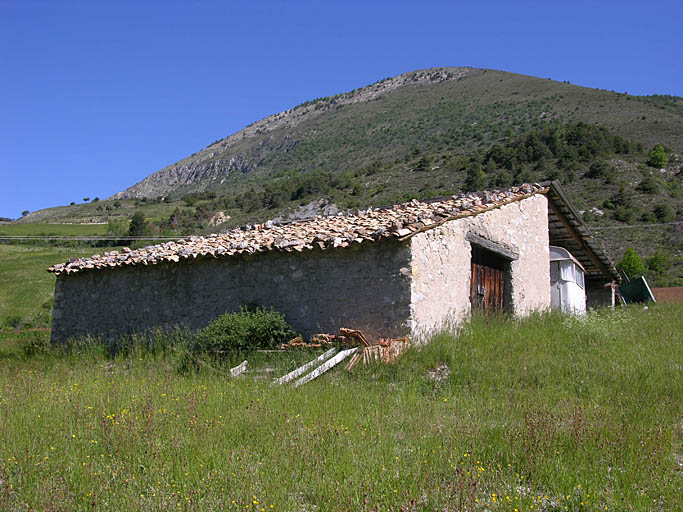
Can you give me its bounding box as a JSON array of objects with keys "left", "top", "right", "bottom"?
[
  {"left": 48, "top": 184, "right": 546, "bottom": 276},
  {"left": 542, "top": 180, "right": 620, "bottom": 281}
]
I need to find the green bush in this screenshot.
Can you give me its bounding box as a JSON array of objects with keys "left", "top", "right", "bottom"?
[
  {"left": 647, "top": 144, "right": 668, "bottom": 168},
  {"left": 192, "top": 307, "right": 296, "bottom": 354},
  {"left": 618, "top": 248, "right": 646, "bottom": 279},
  {"left": 613, "top": 205, "right": 635, "bottom": 222}
]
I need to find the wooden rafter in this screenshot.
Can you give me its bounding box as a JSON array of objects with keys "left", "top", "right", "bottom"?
[{"left": 547, "top": 198, "right": 613, "bottom": 278}]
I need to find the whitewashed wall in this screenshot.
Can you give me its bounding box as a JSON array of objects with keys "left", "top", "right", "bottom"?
[{"left": 408, "top": 194, "right": 551, "bottom": 338}]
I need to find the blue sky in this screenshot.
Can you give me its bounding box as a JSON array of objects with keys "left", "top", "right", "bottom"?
[{"left": 1, "top": 0, "right": 681, "bottom": 219}]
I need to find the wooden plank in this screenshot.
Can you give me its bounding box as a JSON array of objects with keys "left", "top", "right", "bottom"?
[
  {"left": 479, "top": 266, "right": 484, "bottom": 302},
  {"left": 339, "top": 328, "right": 371, "bottom": 347},
  {"left": 479, "top": 265, "right": 485, "bottom": 309},
  {"left": 482, "top": 265, "right": 488, "bottom": 310},
  {"left": 489, "top": 267, "right": 494, "bottom": 310},
  {"left": 486, "top": 266, "right": 492, "bottom": 310},
  {"left": 230, "top": 360, "right": 248, "bottom": 378},
  {"left": 293, "top": 348, "right": 358, "bottom": 388},
  {"left": 494, "top": 269, "right": 498, "bottom": 308},
  {"left": 272, "top": 347, "right": 337, "bottom": 385},
  {"left": 471, "top": 263, "right": 505, "bottom": 312},
  {"left": 492, "top": 268, "right": 496, "bottom": 310},
  {"left": 345, "top": 351, "right": 363, "bottom": 371},
  {"left": 470, "top": 262, "right": 477, "bottom": 307},
  {"left": 474, "top": 263, "right": 483, "bottom": 310}
]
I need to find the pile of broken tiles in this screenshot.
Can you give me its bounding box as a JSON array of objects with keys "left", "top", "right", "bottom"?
[{"left": 48, "top": 183, "right": 546, "bottom": 275}]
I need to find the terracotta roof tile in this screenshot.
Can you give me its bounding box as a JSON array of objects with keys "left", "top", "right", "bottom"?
[{"left": 48, "top": 183, "right": 547, "bottom": 275}]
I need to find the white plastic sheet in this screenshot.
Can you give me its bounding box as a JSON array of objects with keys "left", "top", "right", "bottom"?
[{"left": 550, "top": 260, "right": 586, "bottom": 314}]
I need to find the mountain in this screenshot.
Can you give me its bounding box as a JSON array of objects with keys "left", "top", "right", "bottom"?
[
  {"left": 111, "top": 67, "right": 683, "bottom": 199},
  {"left": 14, "top": 67, "right": 683, "bottom": 286}
]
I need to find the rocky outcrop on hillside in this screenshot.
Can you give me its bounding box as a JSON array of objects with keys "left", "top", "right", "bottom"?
[
  {"left": 270, "top": 198, "right": 340, "bottom": 224},
  {"left": 110, "top": 68, "right": 473, "bottom": 199}
]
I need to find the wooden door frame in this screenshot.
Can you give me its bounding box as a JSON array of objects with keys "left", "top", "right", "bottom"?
[{"left": 467, "top": 234, "right": 518, "bottom": 314}]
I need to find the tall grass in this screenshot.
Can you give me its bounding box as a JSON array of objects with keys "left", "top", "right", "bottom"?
[{"left": 0, "top": 305, "right": 680, "bottom": 511}]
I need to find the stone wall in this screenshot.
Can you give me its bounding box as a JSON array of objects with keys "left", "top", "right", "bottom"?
[
  {"left": 408, "top": 221, "right": 471, "bottom": 338},
  {"left": 51, "top": 240, "right": 413, "bottom": 343},
  {"left": 408, "top": 195, "right": 551, "bottom": 338}
]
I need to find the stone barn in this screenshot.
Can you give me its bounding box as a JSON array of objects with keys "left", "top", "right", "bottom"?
[{"left": 48, "top": 181, "right": 618, "bottom": 343}]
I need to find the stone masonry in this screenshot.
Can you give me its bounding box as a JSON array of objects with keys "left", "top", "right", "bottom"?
[{"left": 52, "top": 239, "right": 413, "bottom": 342}]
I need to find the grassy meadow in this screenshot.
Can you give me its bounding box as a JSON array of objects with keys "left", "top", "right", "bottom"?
[
  {"left": 0, "top": 223, "right": 108, "bottom": 237},
  {"left": 0, "top": 306, "right": 681, "bottom": 511},
  {"left": 0, "top": 245, "right": 113, "bottom": 328},
  {"left": 16, "top": 200, "right": 179, "bottom": 225}
]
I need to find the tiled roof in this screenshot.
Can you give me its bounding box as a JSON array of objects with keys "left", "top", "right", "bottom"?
[{"left": 48, "top": 184, "right": 546, "bottom": 275}]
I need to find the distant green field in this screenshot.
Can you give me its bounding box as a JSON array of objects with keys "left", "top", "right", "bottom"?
[
  {"left": 0, "top": 245, "right": 106, "bottom": 327},
  {"left": 0, "top": 223, "right": 108, "bottom": 236},
  {"left": 16, "top": 198, "right": 179, "bottom": 225}
]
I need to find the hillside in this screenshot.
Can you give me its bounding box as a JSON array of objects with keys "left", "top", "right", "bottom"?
[{"left": 110, "top": 67, "right": 683, "bottom": 199}]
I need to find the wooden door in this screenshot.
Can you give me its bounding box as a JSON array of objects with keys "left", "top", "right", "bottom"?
[{"left": 470, "top": 246, "right": 506, "bottom": 312}]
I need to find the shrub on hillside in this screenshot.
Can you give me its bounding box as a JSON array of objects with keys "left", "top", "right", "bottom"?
[
  {"left": 653, "top": 203, "right": 674, "bottom": 222},
  {"left": 647, "top": 144, "right": 668, "bottom": 168},
  {"left": 192, "top": 307, "right": 296, "bottom": 354},
  {"left": 645, "top": 249, "right": 672, "bottom": 285},
  {"left": 586, "top": 159, "right": 615, "bottom": 182},
  {"left": 127, "top": 212, "right": 147, "bottom": 238},
  {"left": 638, "top": 175, "right": 660, "bottom": 194}
]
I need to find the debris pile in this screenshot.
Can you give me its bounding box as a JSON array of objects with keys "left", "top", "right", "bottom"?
[
  {"left": 345, "top": 337, "right": 410, "bottom": 371},
  {"left": 278, "top": 334, "right": 343, "bottom": 349},
  {"left": 278, "top": 327, "right": 406, "bottom": 353},
  {"left": 272, "top": 327, "right": 411, "bottom": 387},
  {"left": 338, "top": 327, "right": 371, "bottom": 347},
  {"left": 48, "top": 184, "right": 547, "bottom": 275}
]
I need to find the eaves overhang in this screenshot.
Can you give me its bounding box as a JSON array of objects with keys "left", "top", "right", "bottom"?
[{"left": 539, "top": 180, "right": 620, "bottom": 282}]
